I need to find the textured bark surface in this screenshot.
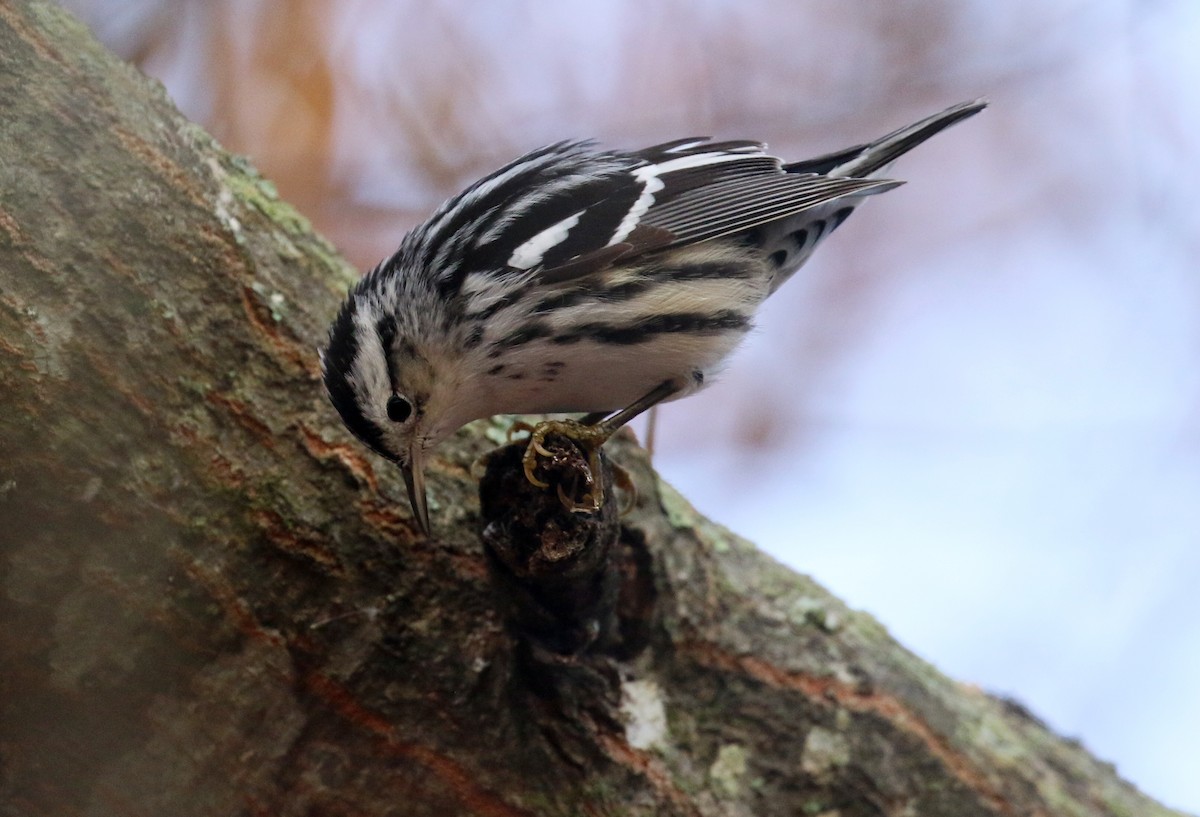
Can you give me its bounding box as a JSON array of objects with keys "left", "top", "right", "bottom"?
[{"left": 0, "top": 3, "right": 1185, "bottom": 816}]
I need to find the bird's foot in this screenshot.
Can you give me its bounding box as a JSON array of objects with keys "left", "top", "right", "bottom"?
[{"left": 520, "top": 418, "right": 608, "bottom": 491}]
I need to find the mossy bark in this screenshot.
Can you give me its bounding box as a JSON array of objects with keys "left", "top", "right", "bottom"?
[{"left": 0, "top": 2, "right": 1184, "bottom": 816}]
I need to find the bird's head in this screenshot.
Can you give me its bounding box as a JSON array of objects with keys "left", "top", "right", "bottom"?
[{"left": 320, "top": 289, "right": 452, "bottom": 535}]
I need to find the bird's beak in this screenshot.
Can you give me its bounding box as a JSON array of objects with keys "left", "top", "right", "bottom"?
[{"left": 401, "top": 445, "right": 431, "bottom": 536}]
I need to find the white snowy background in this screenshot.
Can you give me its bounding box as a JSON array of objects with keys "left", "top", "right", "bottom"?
[{"left": 63, "top": 0, "right": 1200, "bottom": 811}]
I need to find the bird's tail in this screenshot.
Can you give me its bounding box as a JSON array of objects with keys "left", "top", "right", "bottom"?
[{"left": 785, "top": 99, "right": 988, "bottom": 179}]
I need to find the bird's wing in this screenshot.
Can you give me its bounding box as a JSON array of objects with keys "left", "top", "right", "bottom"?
[
  {"left": 401, "top": 100, "right": 985, "bottom": 295},
  {"left": 517, "top": 140, "right": 897, "bottom": 284},
  {"left": 405, "top": 139, "right": 895, "bottom": 295}
]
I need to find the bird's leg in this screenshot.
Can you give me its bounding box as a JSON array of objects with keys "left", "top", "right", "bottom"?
[
  {"left": 643, "top": 406, "right": 659, "bottom": 460},
  {"left": 521, "top": 380, "right": 681, "bottom": 498}
]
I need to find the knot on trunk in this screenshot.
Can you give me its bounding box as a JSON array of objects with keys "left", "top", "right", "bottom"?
[{"left": 478, "top": 435, "right": 622, "bottom": 657}]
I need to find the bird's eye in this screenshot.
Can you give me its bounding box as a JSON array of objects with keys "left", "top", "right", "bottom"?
[{"left": 386, "top": 395, "right": 413, "bottom": 423}]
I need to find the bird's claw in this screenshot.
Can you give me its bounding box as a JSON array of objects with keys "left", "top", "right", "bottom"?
[
  {"left": 518, "top": 418, "right": 620, "bottom": 510},
  {"left": 520, "top": 418, "right": 597, "bottom": 490},
  {"left": 523, "top": 458, "right": 551, "bottom": 489},
  {"left": 507, "top": 419, "right": 536, "bottom": 444},
  {"left": 556, "top": 482, "right": 600, "bottom": 514}
]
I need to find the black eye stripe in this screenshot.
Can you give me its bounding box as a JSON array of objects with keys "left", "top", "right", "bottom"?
[
  {"left": 387, "top": 395, "right": 413, "bottom": 423},
  {"left": 376, "top": 315, "right": 397, "bottom": 349}
]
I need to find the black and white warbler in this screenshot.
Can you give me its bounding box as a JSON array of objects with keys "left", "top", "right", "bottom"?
[{"left": 321, "top": 100, "right": 986, "bottom": 534}]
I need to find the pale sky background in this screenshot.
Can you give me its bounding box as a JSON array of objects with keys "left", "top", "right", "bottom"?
[{"left": 64, "top": 0, "right": 1200, "bottom": 811}]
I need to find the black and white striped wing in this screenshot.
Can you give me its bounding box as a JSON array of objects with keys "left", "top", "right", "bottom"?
[
  {"left": 622, "top": 138, "right": 895, "bottom": 245},
  {"left": 396, "top": 100, "right": 987, "bottom": 298},
  {"left": 401, "top": 139, "right": 897, "bottom": 296},
  {"left": 513, "top": 139, "right": 898, "bottom": 284}
]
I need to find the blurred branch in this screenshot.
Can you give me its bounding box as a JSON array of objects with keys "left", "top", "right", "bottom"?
[{"left": 0, "top": 2, "right": 1183, "bottom": 816}]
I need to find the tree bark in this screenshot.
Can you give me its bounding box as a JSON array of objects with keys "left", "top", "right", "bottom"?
[{"left": 0, "top": 2, "right": 1183, "bottom": 816}]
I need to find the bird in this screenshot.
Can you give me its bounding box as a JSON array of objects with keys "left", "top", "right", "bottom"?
[{"left": 321, "top": 99, "right": 987, "bottom": 534}]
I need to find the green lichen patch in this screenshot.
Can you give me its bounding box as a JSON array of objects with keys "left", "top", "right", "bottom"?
[{"left": 709, "top": 743, "right": 749, "bottom": 797}]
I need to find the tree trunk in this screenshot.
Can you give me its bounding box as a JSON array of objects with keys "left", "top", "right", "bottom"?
[{"left": 0, "top": 3, "right": 1183, "bottom": 816}]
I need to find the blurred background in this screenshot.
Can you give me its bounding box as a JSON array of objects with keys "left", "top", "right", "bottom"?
[{"left": 60, "top": 0, "right": 1200, "bottom": 810}]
